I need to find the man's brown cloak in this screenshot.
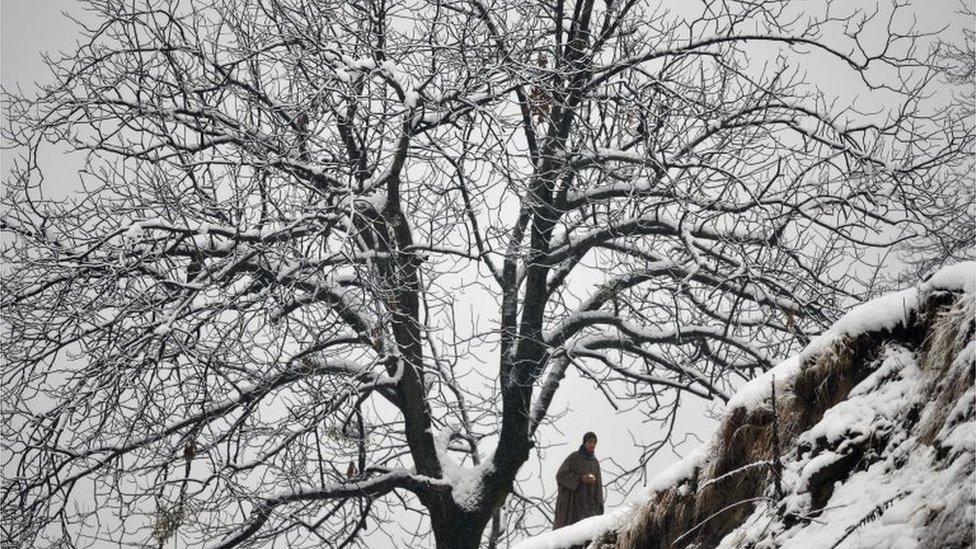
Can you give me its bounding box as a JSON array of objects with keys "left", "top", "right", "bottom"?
[{"left": 553, "top": 448, "right": 604, "bottom": 530}]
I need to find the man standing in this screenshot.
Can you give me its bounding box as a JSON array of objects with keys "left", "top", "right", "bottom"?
[{"left": 553, "top": 431, "right": 604, "bottom": 530}]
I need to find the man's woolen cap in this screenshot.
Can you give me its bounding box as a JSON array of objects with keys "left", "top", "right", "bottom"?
[{"left": 583, "top": 431, "right": 598, "bottom": 443}]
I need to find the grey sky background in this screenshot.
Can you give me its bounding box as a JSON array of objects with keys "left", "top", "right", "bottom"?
[{"left": 1, "top": 0, "right": 969, "bottom": 547}]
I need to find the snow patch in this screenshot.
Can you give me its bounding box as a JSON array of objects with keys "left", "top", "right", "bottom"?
[
  {"left": 726, "top": 355, "right": 802, "bottom": 411},
  {"left": 796, "top": 451, "right": 844, "bottom": 492},
  {"left": 802, "top": 287, "right": 919, "bottom": 357},
  {"left": 726, "top": 262, "right": 973, "bottom": 413},
  {"left": 429, "top": 425, "right": 494, "bottom": 512},
  {"left": 718, "top": 335, "right": 972, "bottom": 549},
  {"left": 924, "top": 261, "right": 976, "bottom": 294},
  {"left": 511, "top": 506, "right": 634, "bottom": 549},
  {"left": 515, "top": 264, "right": 975, "bottom": 549},
  {"left": 404, "top": 88, "right": 420, "bottom": 110},
  {"left": 645, "top": 444, "right": 707, "bottom": 494},
  {"left": 803, "top": 347, "right": 920, "bottom": 448}
]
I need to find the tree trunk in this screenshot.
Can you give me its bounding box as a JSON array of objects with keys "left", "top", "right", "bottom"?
[
  {"left": 424, "top": 435, "right": 525, "bottom": 548},
  {"left": 487, "top": 507, "right": 503, "bottom": 549},
  {"left": 430, "top": 506, "right": 494, "bottom": 549}
]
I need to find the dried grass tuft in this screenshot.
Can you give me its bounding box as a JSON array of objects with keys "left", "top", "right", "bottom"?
[
  {"left": 918, "top": 294, "right": 975, "bottom": 445},
  {"left": 614, "top": 291, "right": 971, "bottom": 549}
]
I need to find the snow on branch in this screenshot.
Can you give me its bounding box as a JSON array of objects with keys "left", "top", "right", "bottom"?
[{"left": 208, "top": 469, "right": 452, "bottom": 549}]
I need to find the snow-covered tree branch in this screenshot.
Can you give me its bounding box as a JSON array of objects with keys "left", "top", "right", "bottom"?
[{"left": 2, "top": 0, "right": 970, "bottom": 547}]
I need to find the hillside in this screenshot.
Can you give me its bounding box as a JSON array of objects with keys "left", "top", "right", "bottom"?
[{"left": 515, "top": 263, "right": 975, "bottom": 549}]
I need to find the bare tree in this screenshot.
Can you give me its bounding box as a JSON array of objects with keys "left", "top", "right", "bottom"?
[
  {"left": 890, "top": 1, "right": 974, "bottom": 284},
  {"left": 2, "top": 0, "right": 969, "bottom": 548}
]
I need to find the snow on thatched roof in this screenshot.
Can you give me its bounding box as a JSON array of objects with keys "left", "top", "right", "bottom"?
[{"left": 514, "top": 262, "right": 975, "bottom": 549}]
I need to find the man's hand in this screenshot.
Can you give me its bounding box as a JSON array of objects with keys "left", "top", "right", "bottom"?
[{"left": 581, "top": 473, "right": 597, "bottom": 485}]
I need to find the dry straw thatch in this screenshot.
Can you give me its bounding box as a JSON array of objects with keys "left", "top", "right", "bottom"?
[{"left": 613, "top": 289, "right": 972, "bottom": 549}]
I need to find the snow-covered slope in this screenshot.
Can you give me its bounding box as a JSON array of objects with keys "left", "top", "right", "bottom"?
[{"left": 514, "top": 262, "right": 975, "bottom": 549}]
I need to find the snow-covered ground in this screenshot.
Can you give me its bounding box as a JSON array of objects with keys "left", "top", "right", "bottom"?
[{"left": 513, "top": 262, "right": 976, "bottom": 549}]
